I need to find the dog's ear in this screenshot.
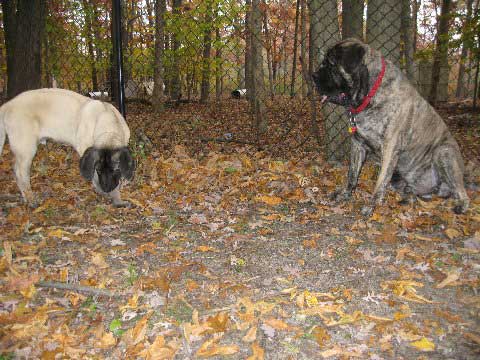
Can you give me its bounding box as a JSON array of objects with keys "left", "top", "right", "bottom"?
[
  {"left": 113, "top": 147, "right": 136, "bottom": 181},
  {"left": 332, "top": 42, "right": 366, "bottom": 74},
  {"left": 79, "top": 147, "right": 100, "bottom": 180}
]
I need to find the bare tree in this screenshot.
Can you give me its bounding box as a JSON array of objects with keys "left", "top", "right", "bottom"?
[
  {"left": 290, "top": 0, "right": 301, "bottom": 97},
  {"left": 152, "top": 0, "right": 165, "bottom": 112},
  {"left": 309, "top": 0, "right": 349, "bottom": 162},
  {"left": 2, "top": 0, "right": 45, "bottom": 99},
  {"left": 429, "top": 0, "right": 452, "bottom": 103},
  {"left": 82, "top": 0, "right": 98, "bottom": 91},
  {"left": 342, "top": 0, "right": 364, "bottom": 40},
  {"left": 300, "top": 0, "right": 308, "bottom": 98},
  {"left": 171, "top": 0, "right": 182, "bottom": 101},
  {"left": 250, "top": 0, "right": 267, "bottom": 135},
  {"left": 401, "top": 0, "right": 415, "bottom": 82},
  {"left": 456, "top": 0, "right": 474, "bottom": 98}
]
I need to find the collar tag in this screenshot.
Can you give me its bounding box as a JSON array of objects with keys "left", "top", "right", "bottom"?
[{"left": 348, "top": 113, "right": 357, "bottom": 134}]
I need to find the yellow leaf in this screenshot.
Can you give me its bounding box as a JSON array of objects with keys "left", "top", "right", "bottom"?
[
  {"left": 47, "top": 228, "right": 65, "bottom": 238},
  {"left": 410, "top": 337, "right": 435, "bottom": 352},
  {"left": 382, "top": 280, "right": 433, "bottom": 303},
  {"left": 20, "top": 284, "right": 36, "bottom": 299},
  {"left": 246, "top": 342, "right": 264, "bottom": 360},
  {"left": 242, "top": 326, "right": 257, "bottom": 343},
  {"left": 304, "top": 290, "right": 319, "bottom": 307},
  {"left": 255, "top": 195, "right": 282, "bottom": 206}
]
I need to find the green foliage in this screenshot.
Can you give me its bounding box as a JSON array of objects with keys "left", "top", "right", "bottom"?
[{"left": 109, "top": 318, "right": 124, "bottom": 337}]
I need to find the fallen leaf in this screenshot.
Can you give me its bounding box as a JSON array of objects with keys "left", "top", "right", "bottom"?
[
  {"left": 410, "top": 337, "right": 435, "bottom": 352},
  {"left": 312, "top": 326, "right": 331, "bottom": 348},
  {"left": 242, "top": 326, "right": 257, "bottom": 343},
  {"left": 445, "top": 228, "right": 462, "bottom": 240},
  {"left": 195, "top": 336, "right": 239, "bottom": 357},
  {"left": 246, "top": 342, "right": 264, "bottom": 360},
  {"left": 436, "top": 268, "right": 461, "bottom": 288},
  {"left": 91, "top": 252, "right": 108, "bottom": 269},
  {"left": 255, "top": 195, "right": 282, "bottom": 206}
]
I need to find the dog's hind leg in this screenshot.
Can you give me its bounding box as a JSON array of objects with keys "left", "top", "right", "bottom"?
[
  {"left": 0, "top": 116, "right": 5, "bottom": 156},
  {"left": 9, "top": 137, "right": 38, "bottom": 207},
  {"left": 433, "top": 145, "right": 469, "bottom": 214}
]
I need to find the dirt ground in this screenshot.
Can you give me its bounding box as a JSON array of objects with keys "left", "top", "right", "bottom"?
[{"left": 0, "top": 98, "right": 479, "bottom": 359}]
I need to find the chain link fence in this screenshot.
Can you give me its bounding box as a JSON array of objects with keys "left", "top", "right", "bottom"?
[{"left": 0, "top": 1, "right": 478, "bottom": 160}]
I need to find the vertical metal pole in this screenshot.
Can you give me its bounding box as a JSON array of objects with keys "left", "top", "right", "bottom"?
[{"left": 112, "top": 0, "right": 126, "bottom": 117}]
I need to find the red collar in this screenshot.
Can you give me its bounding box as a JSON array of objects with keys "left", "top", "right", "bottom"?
[{"left": 349, "top": 57, "right": 386, "bottom": 115}]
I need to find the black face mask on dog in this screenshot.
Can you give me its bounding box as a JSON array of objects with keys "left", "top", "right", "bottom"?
[
  {"left": 80, "top": 147, "right": 136, "bottom": 193},
  {"left": 312, "top": 41, "right": 370, "bottom": 107}
]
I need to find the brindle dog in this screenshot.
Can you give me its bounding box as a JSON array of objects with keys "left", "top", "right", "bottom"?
[{"left": 312, "top": 38, "right": 469, "bottom": 215}]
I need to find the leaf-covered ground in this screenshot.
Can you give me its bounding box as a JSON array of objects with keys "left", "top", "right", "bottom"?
[{"left": 1, "top": 98, "right": 479, "bottom": 359}]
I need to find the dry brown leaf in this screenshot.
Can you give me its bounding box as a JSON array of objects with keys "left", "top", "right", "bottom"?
[
  {"left": 312, "top": 326, "right": 331, "bottom": 348},
  {"left": 195, "top": 337, "right": 239, "bottom": 357},
  {"left": 263, "top": 318, "right": 294, "bottom": 331},
  {"left": 98, "top": 331, "right": 117, "bottom": 349},
  {"left": 246, "top": 342, "right": 265, "bottom": 360},
  {"left": 91, "top": 252, "right": 108, "bottom": 269},
  {"left": 445, "top": 228, "right": 462, "bottom": 240},
  {"left": 255, "top": 195, "right": 282, "bottom": 206},
  {"left": 242, "top": 326, "right": 257, "bottom": 343},
  {"left": 141, "top": 335, "right": 178, "bottom": 360},
  {"left": 436, "top": 268, "right": 461, "bottom": 288}
]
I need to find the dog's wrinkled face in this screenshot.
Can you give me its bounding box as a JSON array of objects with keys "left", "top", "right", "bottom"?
[
  {"left": 312, "top": 39, "right": 369, "bottom": 107},
  {"left": 80, "top": 147, "right": 135, "bottom": 193}
]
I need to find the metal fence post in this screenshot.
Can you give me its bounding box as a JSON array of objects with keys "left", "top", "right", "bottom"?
[{"left": 112, "top": 0, "right": 126, "bottom": 118}]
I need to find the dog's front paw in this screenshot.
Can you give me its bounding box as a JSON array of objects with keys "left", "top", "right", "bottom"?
[
  {"left": 453, "top": 198, "right": 469, "bottom": 214},
  {"left": 113, "top": 199, "right": 132, "bottom": 208},
  {"left": 331, "top": 189, "right": 352, "bottom": 203}
]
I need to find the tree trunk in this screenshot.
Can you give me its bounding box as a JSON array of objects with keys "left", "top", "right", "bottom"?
[
  {"left": 215, "top": 27, "right": 222, "bottom": 101},
  {"left": 263, "top": 3, "right": 274, "bottom": 97},
  {"left": 342, "top": 0, "right": 364, "bottom": 40},
  {"left": 82, "top": 0, "right": 98, "bottom": 91},
  {"left": 91, "top": 1, "right": 106, "bottom": 89},
  {"left": 171, "top": 0, "right": 182, "bottom": 101},
  {"left": 152, "top": 0, "right": 165, "bottom": 112},
  {"left": 366, "top": 0, "right": 402, "bottom": 65},
  {"left": 200, "top": 0, "right": 213, "bottom": 103},
  {"left": 455, "top": 0, "right": 474, "bottom": 99},
  {"left": 2, "top": 0, "right": 45, "bottom": 99},
  {"left": 245, "top": 0, "right": 253, "bottom": 102},
  {"left": 429, "top": 0, "right": 452, "bottom": 103},
  {"left": 300, "top": 0, "right": 307, "bottom": 98},
  {"left": 412, "top": 0, "right": 419, "bottom": 51},
  {"left": 250, "top": 0, "right": 267, "bottom": 135},
  {"left": 290, "top": 0, "right": 301, "bottom": 97},
  {"left": 401, "top": 0, "right": 415, "bottom": 82},
  {"left": 309, "top": 0, "right": 349, "bottom": 162}
]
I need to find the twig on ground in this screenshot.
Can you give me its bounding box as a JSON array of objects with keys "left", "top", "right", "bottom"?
[{"left": 37, "top": 281, "right": 129, "bottom": 298}]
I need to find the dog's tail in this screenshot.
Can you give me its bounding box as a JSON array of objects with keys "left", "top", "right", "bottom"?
[{"left": 0, "top": 104, "right": 6, "bottom": 156}]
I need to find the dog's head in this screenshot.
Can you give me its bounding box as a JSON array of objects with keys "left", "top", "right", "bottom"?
[
  {"left": 312, "top": 38, "right": 370, "bottom": 107},
  {"left": 80, "top": 147, "right": 136, "bottom": 193}
]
